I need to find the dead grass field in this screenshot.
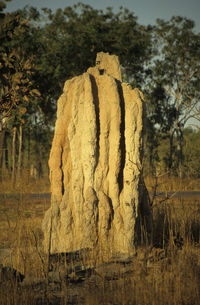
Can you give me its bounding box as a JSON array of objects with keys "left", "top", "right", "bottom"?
[
  {"left": 0, "top": 177, "right": 199, "bottom": 305},
  {"left": 145, "top": 175, "right": 200, "bottom": 191}
]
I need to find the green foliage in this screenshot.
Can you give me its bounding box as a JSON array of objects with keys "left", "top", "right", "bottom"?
[
  {"left": 151, "top": 128, "right": 200, "bottom": 177},
  {"left": 23, "top": 4, "right": 151, "bottom": 100},
  {"left": 0, "top": 12, "right": 40, "bottom": 122},
  {"left": 145, "top": 16, "right": 200, "bottom": 176},
  {"left": 0, "top": 0, "right": 11, "bottom": 19},
  {"left": 183, "top": 128, "right": 200, "bottom": 177}
]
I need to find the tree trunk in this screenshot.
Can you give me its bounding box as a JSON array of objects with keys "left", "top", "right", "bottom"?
[
  {"left": 177, "top": 128, "right": 184, "bottom": 178},
  {"left": 4, "top": 132, "right": 9, "bottom": 171},
  {"left": 17, "top": 124, "right": 23, "bottom": 181},
  {"left": 0, "top": 130, "right": 5, "bottom": 182},
  {"left": 175, "top": 99, "right": 184, "bottom": 178},
  {"left": 12, "top": 127, "right": 17, "bottom": 187},
  {"left": 27, "top": 127, "right": 31, "bottom": 181},
  {"left": 169, "top": 127, "right": 174, "bottom": 172}
]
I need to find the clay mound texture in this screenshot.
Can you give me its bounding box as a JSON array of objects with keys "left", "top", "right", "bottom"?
[{"left": 42, "top": 52, "right": 151, "bottom": 256}]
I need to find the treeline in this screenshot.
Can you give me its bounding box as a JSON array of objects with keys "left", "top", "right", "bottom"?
[{"left": 0, "top": 0, "right": 200, "bottom": 184}]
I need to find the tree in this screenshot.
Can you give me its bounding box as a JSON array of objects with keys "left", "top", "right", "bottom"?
[
  {"left": 148, "top": 17, "right": 200, "bottom": 177},
  {"left": 183, "top": 128, "right": 200, "bottom": 177},
  {"left": 0, "top": 6, "right": 41, "bottom": 184},
  {"left": 0, "top": 14, "right": 40, "bottom": 119},
  {"left": 21, "top": 4, "right": 152, "bottom": 105},
  {"left": 0, "top": 0, "right": 11, "bottom": 20},
  {"left": 1, "top": 3, "right": 153, "bottom": 183}
]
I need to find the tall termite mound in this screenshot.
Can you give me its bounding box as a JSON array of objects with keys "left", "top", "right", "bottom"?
[{"left": 42, "top": 52, "right": 151, "bottom": 256}]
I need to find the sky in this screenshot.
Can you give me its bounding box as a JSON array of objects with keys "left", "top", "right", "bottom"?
[{"left": 5, "top": 0, "right": 200, "bottom": 32}]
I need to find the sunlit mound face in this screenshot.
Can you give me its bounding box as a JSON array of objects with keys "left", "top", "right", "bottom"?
[{"left": 42, "top": 52, "right": 151, "bottom": 256}]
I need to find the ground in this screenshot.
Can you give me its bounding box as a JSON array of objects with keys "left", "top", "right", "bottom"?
[{"left": 0, "top": 178, "right": 199, "bottom": 305}]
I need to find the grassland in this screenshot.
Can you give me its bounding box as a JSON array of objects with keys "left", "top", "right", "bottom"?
[{"left": 0, "top": 176, "right": 199, "bottom": 305}]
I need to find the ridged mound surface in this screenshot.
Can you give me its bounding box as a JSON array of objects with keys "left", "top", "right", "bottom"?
[{"left": 42, "top": 52, "right": 151, "bottom": 256}]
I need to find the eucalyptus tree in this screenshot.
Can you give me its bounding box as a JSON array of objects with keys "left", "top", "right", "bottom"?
[
  {"left": 1, "top": 3, "right": 153, "bottom": 181},
  {"left": 0, "top": 4, "right": 41, "bottom": 183},
  {"left": 13, "top": 4, "right": 153, "bottom": 173},
  {"left": 149, "top": 16, "right": 200, "bottom": 176},
  {"left": 0, "top": 1, "right": 40, "bottom": 121},
  {"left": 33, "top": 3, "right": 153, "bottom": 176},
  {"left": 183, "top": 128, "right": 200, "bottom": 177},
  {"left": 24, "top": 3, "right": 152, "bottom": 102},
  {"left": 0, "top": 0, "right": 11, "bottom": 20}
]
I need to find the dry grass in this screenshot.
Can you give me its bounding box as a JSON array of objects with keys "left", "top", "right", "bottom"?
[
  {"left": 0, "top": 176, "right": 199, "bottom": 305},
  {"left": 145, "top": 175, "right": 200, "bottom": 191},
  {"left": 0, "top": 174, "right": 50, "bottom": 194},
  {"left": 0, "top": 195, "right": 50, "bottom": 276}
]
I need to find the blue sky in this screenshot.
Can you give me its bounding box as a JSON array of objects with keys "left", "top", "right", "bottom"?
[{"left": 5, "top": 0, "right": 200, "bottom": 31}]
